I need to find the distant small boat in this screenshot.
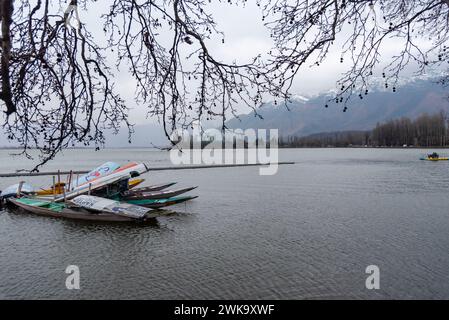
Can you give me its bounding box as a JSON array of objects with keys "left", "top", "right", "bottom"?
[
  {"left": 420, "top": 152, "right": 449, "bottom": 161},
  {"left": 420, "top": 157, "right": 449, "bottom": 161}
]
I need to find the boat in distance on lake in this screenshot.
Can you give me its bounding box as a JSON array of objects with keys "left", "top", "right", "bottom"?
[{"left": 420, "top": 152, "right": 449, "bottom": 161}]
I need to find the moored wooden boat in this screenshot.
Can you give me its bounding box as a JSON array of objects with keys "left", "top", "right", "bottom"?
[
  {"left": 128, "top": 179, "right": 145, "bottom": 189},
  {"left": 36, "top": 182, "right": 66, "bottom": 196},
  {"left": 121, "top": 186, "right": 198, "bottom": 201},
  {"left": 70, "top": 195, "right": 152, "bottom": 219},
  {"left": 8, "top": 197, "right": 171, "bottom": 222},
  {"left": 125, "top": 195, "right": 198, "bottom": 208},
  {"left": 128, "top": 182, "right": 177, "bottom": 193},
  {"left": 36, "top": 178, "right": 146, "bottom": 196},
  {"left": 0, "top": 183, "right": 35, "bottom": 199},
  {"left": 39, "top": 163, "right": 149, "bottom": 202}
]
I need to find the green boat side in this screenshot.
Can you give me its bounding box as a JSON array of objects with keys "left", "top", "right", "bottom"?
[
  {"left": 14, "top": 198, "right": 66, "bottom": 212},
  {"left": 121, "top": 195, "right": 198, "bottom": 208}
]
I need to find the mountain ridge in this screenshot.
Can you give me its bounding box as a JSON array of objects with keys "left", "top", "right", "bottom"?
[{"left": 226, "top": 78, "right": 449, "bottom": 138}]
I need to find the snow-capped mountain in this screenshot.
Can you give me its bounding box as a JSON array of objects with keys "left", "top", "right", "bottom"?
[{"left": 226, "top": 77, "right": 449, "bottom": 137}]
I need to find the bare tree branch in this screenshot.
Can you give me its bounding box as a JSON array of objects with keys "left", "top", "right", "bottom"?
[
  {"left": 261, "top": 0, "right": 449, "bottom": 109},
  {"left": 1, "top": 0, "right": 448, "bottom": 170}
]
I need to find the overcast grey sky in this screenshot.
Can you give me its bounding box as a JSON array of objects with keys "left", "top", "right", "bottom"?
[
  {"left": 78, "top": 1, "right": 427, "bottom": 125},
  {"left": 0, "top": 0, "right": 442, "bottom": 150},
  {"left": 3, "top": 1, "right": 435, "bottom": 129},
  {"left": 78, "top": 1, "right": 360, "bottom": 125}
]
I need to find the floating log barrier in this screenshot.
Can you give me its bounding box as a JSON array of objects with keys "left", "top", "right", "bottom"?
[{"left": 0, "top": 162, "right": 295, "bottom": 178}]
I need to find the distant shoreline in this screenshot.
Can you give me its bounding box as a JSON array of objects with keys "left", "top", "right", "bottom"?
[
  {"left": 1, "top": 146, "right": 449, "bottom": 151},
  {"left": 278, "top": 146, "right": 449, "bottom": 149},
  {"left": 0, "top": 146, "right": 163, "bottom": 150}
]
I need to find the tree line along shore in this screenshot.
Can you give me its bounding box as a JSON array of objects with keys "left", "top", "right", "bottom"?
[{"left": 279, "top": 111, "right": 449, "bottom": 148}]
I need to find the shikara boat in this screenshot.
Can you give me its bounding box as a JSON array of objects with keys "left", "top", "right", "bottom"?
[
  {"left": 73, "top": 161, "right": 121, "bottom": 188},
  {"left": 3, "top": 161, "right": 198, "bottom": 220},
  {"left": 36, "top": 182, "right": 66, "bottom": 196},
  {"left": 8, "top": 196, "right": 171, "bottom": 222},
  {"left": 38, "top": 163, "right": 149, "bottom": 202},
  {"left": 121, "top": 186, "right": 198, "bottom": 201},
  {"left": 32, "top": 184, "right": 197, "bottom": 208},
  {"left": 36, "top": 178, "right": 146, "bottom": 196},
  {"left": 129, "top": 182, "right": 177, "bottom": 193},
  {"left": 128, "top": 179, "right": 145, "bottom": 189},
  {"left": 124, "top": 195, "right": 198, "bottom": 208},
  {"left": 70, "top": 195, "right": 152, "bottom": 219},
  {"left": 0, "top": 183, "right": 35, "bottom": 199}
]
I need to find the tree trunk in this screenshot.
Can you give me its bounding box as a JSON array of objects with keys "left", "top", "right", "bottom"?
[{"left": 0, "top": 0, "right": 15, "bottom": 115}]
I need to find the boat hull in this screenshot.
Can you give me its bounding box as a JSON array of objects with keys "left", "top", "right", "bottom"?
[
  {"left": 37, "top": 179, "right": 145, "bottom": 196},
  {"left": 8, "top": 198, "right": 168, "bottom": 222},
  {"left": 126, "top": 196, "right": 198, "bottom": 208},
  {"left": 420, "top": 157, "right": 449, "bottom": 161},
  {"left": 128, "top": 179, "right": 145, "bottom": 189},
  {"left": 129, "top": 182, "right": 177, "bottom": 193},
  {"left": 1, "top": 183, "right": 35, "bottom": 199},
  {"left": 122, "top": 187, "right": 198, "bottom": 201}
]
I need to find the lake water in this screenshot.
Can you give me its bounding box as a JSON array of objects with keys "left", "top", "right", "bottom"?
[{"left": 1, "top": 148, "right": 449, "bottom": 299}]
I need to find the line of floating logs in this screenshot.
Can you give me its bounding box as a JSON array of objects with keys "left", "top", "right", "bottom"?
[{"left": 0, "top": 162, "right": 296, "bottom": 178}]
